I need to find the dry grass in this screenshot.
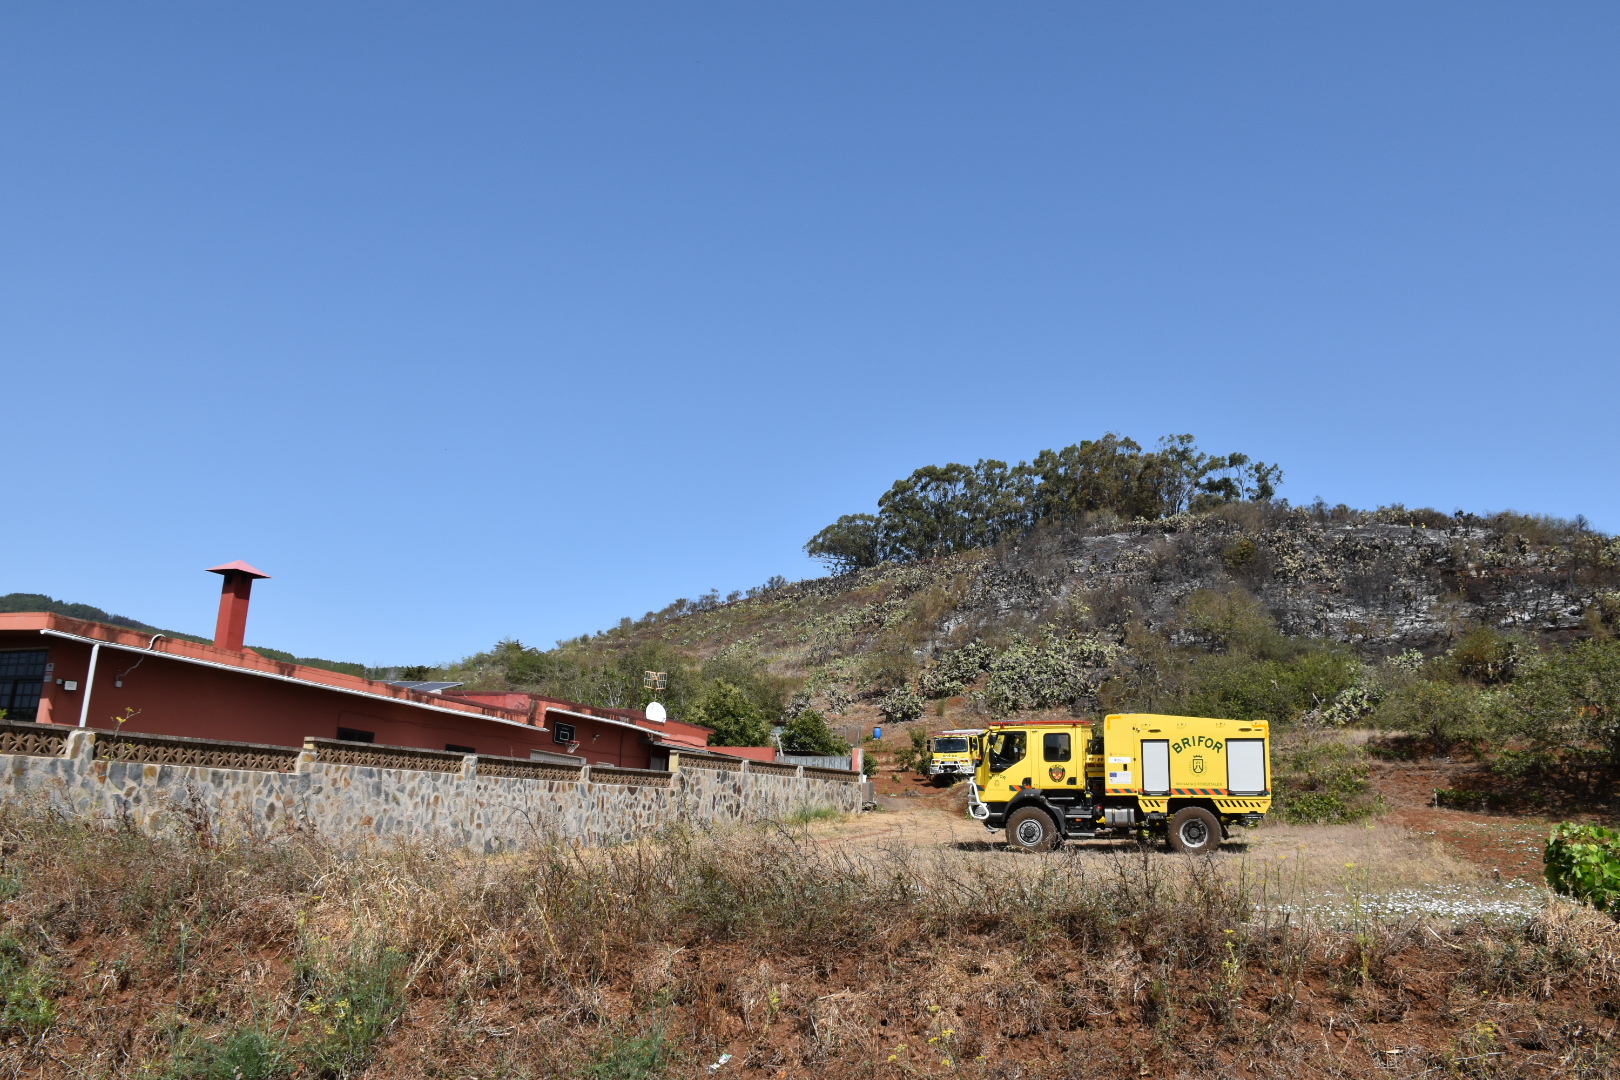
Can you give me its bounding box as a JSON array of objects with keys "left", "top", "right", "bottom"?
[{"left": 0, "top": 802, "right": 1616, "bottom": 1079}]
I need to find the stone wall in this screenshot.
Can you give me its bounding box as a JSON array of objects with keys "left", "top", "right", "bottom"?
[{"left": 0, "top": 724, "right": 864, "bottom": 850}]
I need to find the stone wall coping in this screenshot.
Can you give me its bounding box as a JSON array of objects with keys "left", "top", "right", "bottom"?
[
  {"left": 589, "top": 765, "right": 673, "bottom": 781},
  {"left": 304, "top": 737, "right": 466, "bottom": 772},
  {"left": 675, "top": 754, "right": 743, "bottom": 772},
  {"left": 476, "top": 752, "right": 585, "bottom": 773},
  {"left": 802, "top": 766, "right": 862, "bottom": 783},
  {"left": 746, "top": 760, "right": 800, "bottom": 777},
  {"left": 84, "top": 727, "right": 306, "bottom": 757}
]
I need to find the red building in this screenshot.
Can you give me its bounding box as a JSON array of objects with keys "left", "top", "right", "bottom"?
[{"left": 0, "top": 563, "right": 711, "bottom": 769}]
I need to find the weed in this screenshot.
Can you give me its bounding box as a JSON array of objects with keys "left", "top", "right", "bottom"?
[
  {"left": 163, "top": 1028, "right": 281, "bottom": 1080},
  {"left": 783, "top": 804, "right": 842, "bottom": 826},
  {"left": 584, "top": 1017, "right": 677, "bottom": 1079},
  {"left": 294, "top": 932, "right": 408, "bottom": 1077},
  {"left": 0, "top": 935, "right": 54, "bottom": 1039}
]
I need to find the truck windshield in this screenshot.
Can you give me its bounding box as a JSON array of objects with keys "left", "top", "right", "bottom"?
[
  {"left": 987, "top": 732, "right": 1026, "bottom": 772},
  {"left": 932, "top": 738, "right": 969, "bottom": 753}
]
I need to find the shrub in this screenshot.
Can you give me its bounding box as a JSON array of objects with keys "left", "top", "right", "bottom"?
[
  {"left": 878, "top": 686, "right": 924, "bottom": 724},
  {"left": 1443, "top": 627, "right": 1521, "bottom": 685},
  {"left": 1544, "top": 823, "right": 1620, "bottom": 913},
  {"left": 1371, "top": 679, "right": 1492, "bottom": 752},
  {"left": 980, "top": 631, "right": 1121, "bottom": 715},
  {"left": 1180, "top": 649, "right": 1359, "bottom": 726},
  {"left": 1270, "top": 738, "right": 1378, "bottom": 824},
  {"left": 917, "top": 642, "right": 994, "bottom": 698}
]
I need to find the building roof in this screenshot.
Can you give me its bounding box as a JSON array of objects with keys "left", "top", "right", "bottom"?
[
  {"left": 2, "top": 612, "right": 533, "bottom": 728},
  {"left": 386, "top": 680, "right": 465, "bottom": 694}
]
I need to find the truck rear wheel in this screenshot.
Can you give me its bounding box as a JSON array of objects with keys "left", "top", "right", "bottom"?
[
  {"left": 1005, "top": 806, "right": 1060, "bottom": 853},
  {"left": 1167, "top": 807, "right": 1221, "bottom": 854}
]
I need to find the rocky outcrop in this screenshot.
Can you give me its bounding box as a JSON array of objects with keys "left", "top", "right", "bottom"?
[{"left": 888, "top": 510, "right": 1620, "bottom": 655}]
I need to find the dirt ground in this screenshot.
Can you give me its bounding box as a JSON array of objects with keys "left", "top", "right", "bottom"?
[{"left": 842, "top": 750, "right": 1564, "bottom": 921}]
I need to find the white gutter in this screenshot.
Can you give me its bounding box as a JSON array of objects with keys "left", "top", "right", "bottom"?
[
  {"left": 77, "top": 642, "right": 101, "bottom": 728},
  {"left": 40, "top": 629, "right": 545, "bottom": 733},
  {"left": 541, "top": 705, "right": 657, "bottom": 737}
]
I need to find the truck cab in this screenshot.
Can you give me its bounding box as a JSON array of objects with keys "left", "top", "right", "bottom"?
[
  {"left": 927, "top": 728, "right": 983, "bottom": 784},
  {"left": 966, "top": 713, "right": 1271, "bottom": 854}
]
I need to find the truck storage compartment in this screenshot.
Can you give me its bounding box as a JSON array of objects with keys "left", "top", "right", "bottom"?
[{"left": 1227, "top": 738, "right": 1267, "bottom": 794}]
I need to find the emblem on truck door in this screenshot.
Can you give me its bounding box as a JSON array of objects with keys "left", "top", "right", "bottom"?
[
  {"left": 1192, "top": 755, "right": 1206, "bottom": 774},
  {"left": 1048, "top": 766, "right": 1065, "bottom": 782}
]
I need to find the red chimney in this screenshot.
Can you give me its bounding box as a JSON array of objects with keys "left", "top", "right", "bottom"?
[{"left": 206, "top": 561, "right": 270, "bottom": 652}]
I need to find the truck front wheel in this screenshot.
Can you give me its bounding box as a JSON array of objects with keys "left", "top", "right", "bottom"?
[
  {"left": 1167, "top": 807, "right": 1221, "bottom": 854},
  {"left": 1005, "top": 806, "right": 1060, "bottom": 853}
]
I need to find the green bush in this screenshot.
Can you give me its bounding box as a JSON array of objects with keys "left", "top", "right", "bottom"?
[
  {"left": 892, "top": 728, "right": 932, "bottom": 777},
  {"left": 1371, "top": 678, "right": 1492, "bottom": 751},
  {"left": 1544, "top": 822, "right": 1620, "bottom": 912},
  {"left": 1270, "top": 738, "right": 1378, "bottom": 824},
  {"left": 1180, "top": 650, "right": 1359, "bottom": 726}
]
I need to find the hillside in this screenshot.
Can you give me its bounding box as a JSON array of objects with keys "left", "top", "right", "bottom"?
[{"left": 428, "top": 498, "right": 1620, "bottom": 818}]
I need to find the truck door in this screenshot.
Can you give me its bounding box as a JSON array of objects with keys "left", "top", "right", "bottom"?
[
  {"left": 1041, "top": 731, "right": 1073, "bottom": 788},
  {"left": 1227, "top": 738, "right": 1267, "bottom": 794},
  {"left": 1141, "top": 739, "right": 1171, "bottom": 796}
]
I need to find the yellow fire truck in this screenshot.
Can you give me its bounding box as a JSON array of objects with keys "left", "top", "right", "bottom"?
[
  {"left": 927, "top": 729, "right": 984, "bottom": 784},
  {"left": 966, "top": 713, "right": 1271, "bottom": 854}
]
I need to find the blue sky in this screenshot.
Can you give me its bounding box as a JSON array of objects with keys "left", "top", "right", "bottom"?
[{"left": 3, "top": 4, "right": 1616, "bottom": 664}]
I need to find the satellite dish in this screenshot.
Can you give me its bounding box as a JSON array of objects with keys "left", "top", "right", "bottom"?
[{"left": 645, "top": 701, "right": 667, "bottom": 723}]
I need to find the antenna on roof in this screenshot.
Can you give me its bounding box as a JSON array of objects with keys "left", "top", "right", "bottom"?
[{"left": 643, "top": 670, "right": 668, "bottom": 723}]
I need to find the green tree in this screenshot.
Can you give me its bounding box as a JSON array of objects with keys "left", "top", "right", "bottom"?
[
  {"left": 779, "top": 709, "right": 849, "bottom": 755},
  {"left": 1506, "top": 640, "right": 1620, "bottom": 765},
  {"left": 691, "top": 681, "right": 773, "bottom": 747},
  {"left": 805, "top": 433, "right": 1283, "bottom": 572}
]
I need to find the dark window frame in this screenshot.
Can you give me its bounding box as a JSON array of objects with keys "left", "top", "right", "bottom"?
[
  {"left": 1043, "top": 732, "right": 1071, "bottom": 762},
  {"left": 0, "top": 650, "right": 50, "bottom": 722}
]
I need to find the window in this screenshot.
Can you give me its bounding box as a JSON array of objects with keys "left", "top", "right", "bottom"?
[
  {"left": 553, "top": 722, "right": 576, "bottom": 744},
  {"left": 987, "top": 731, "right": 1026, "bottom": 772},
  {"left": 1227, "top": 739, "right": 1267, "bottom": 794},
  {"left": 336, "top": 727, "right": 375, "bottom": 743},
  {"left": 1043, "top": 732, "right": 1071, "bottom": 762},
  {"left": 0, "top": 650, "right": 48, "bottom": 722},
  {"left": 1141, "top": 740, "right": 1170, "bottom": 795},
  {"left": 932, "top": 737, "right": 969, "bottom": 753},
  {"left": 446, "top": 744, "right": 475, "bottom": 754}
]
